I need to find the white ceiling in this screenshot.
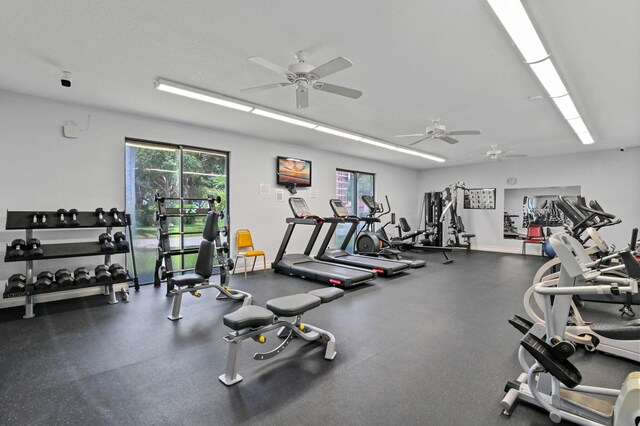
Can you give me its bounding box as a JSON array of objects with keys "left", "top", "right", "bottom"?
[{"left": 1, "top": 0, "right": 638, "bottom": 170}]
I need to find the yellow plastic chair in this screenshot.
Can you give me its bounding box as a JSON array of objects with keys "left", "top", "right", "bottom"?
[{"left": 234, "top": 229, "right": 266, "bottom": 278}]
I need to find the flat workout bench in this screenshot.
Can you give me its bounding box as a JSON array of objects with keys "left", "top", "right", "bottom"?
[{"left": 219, "top": 287, "right": 344, "bottom": 386}]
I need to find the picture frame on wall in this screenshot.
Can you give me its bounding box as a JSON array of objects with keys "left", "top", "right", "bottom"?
[{"left": 463, "top": 188, "right": 496, "bottom": 209}]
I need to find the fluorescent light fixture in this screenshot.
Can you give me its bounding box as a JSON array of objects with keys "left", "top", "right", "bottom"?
[
  {"left": 360, "top": 138, "right": 446, "bottom": 162},
  {"left": 360, "top": 138, "right": 397, "bottom": 150},
  {"left": 126, "top": 142, "right": 177, "bottom": 152},
  {"left": 529, "top": 59, "right": 568, "bottom": 98},
  {"left": 315, "top": 126, "right": 362, "bottom": 141},
  {"left": 251, "top": 109, "right": 317, "bottom": 129},
  {"left": 395, "top": 147, "right": 446, "bottom": 163},
  {"left": 567, "top": 116, "right": 588, "bottom": 135},
  {"left": 486, "top": 0, "right": 548, "bottom": 63},
  {"left": 576, "top": 132, "right": 594, "bottom": 145},
  {"left": 155, "top": 79, "right": 253, "bottom": 112},
  {"left": 552, "top": 94, "right": 580, "bottom": 120}
]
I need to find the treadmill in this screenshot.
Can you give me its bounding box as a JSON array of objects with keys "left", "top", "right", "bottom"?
[
  {"left": 272, "top": 197, "right": 376, "bottom": 287},
  {"left": 315, "top": 199, "right": 410, "bottom": 276}
]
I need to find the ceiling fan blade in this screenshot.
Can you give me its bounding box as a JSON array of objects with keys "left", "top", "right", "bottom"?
[
  {"left": 504, "top": 154, "right": 528, "bottom": 158},
  {"left": 409, "top": 136, "right": 430, "bottom": 146},
  {"left": 248, "top": 57, "right": 292, "bottom": 77},
  {"left": 448, "top": 130, "right": 481, "bottom": 136},
  {"left": 438, "top": 135, "right": 459, "bottom": 144},
  {"left": 313, "top": 82, "right": 362, "bottom": 99},
  {"left": 309, "top": 57, "right": 353, "bottom": 79},
  {"left": 296, "top": 86, "right": 309, "bottom": 109},
  {"left": 395, "top": 133, "right": 425, "bottom": 138},
  {"left": 240, "top": 82, "right": 292, "bottom": 93}
]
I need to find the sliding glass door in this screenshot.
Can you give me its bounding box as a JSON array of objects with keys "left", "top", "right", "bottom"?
[
  {"left": 335, "top": 169, "right": 374, "bottom": 251},
  {"left": 125, "top": 140, "right": 229, "bottom": 284}
]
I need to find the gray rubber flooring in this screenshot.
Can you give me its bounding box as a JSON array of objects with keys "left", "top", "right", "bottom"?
[{"left": 0, "top": 251, "right": 637, "bottom": 425}]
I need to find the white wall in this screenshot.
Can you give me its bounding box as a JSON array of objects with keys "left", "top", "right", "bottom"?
[
  {"left": 0, "top": 90, "right": 419, "bottom": 277},
  {"left": 417, "top": 148, "right": 640, "bottom": 253}
]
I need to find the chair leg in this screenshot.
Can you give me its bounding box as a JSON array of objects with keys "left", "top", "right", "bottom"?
[
  {"left": 252, "top": 256, "right": 257, "bottom": 272},
  {"left": 522, "top": 242, "right": 526, "bottom": 256},
  {"left": 263, "top": 255, "right": 266, "bottom": 275},
  {"left": 244, "top": 257, "right": 247, "bottom": 279}
]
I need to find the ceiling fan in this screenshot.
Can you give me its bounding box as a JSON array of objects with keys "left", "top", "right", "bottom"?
[
  {"left": 396, "top": 117, "right": 481, "bottom": 145},
  {"left": 483, "top": 144, "right": 528, "bottom": 160},
  {"left": 241, "top": 50, "right": 362, "bottom": 109}
]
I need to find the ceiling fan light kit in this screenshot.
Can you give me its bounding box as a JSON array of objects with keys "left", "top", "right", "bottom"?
[{"left": 487, "top": 0, "right": 595, "bottom": 145}]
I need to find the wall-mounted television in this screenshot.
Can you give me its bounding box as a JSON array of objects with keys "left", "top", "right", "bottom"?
[{"left": 277, "top": 156, "right": 312, "bottom": 187}]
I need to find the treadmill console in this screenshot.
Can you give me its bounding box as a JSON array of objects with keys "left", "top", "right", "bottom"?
[
  {"left": 288, "top": 197, "right": 312, "bottom": 218},
  {"left": 329, "top": 199, "right": 349, "bottom": 218}
]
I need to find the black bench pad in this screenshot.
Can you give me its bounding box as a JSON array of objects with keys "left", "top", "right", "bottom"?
[
  {"left": 308, "top": 287, "right": 344, "bottom": 303},
  {"left": 591, "top": 319, "right": 640, "bottom": 340},
  {"left": 223, "top": 305, "right": 274, "bottom": 330},
  {"left": 171, "top": 273, "right": 206, "bottom": 287},
  {"left": 266, "top": 294, "right": 321, "bottom": 317}
]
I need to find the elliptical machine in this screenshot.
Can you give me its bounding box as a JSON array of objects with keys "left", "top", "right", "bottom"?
[{"left": 355, "top": 195, "right": 402, "bottom": 259}]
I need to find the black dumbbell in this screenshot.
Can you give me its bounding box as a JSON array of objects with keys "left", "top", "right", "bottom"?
[
  {"left": 35, "top": 271, "right": 54, "bottom": 291},
  {"left": 30, "top": 212, "right": 39, "bottom": 228},
  {"left": 99, "top": 233, "right": 115, "bottom": 252},
  {"left": 68, "top": 209, "right": 80, "bottom": 226},
  {"left": 113, "top": 232, "right": 129, "bottom": 250},
  {"left": 6, "top": 273, "right": 26, "bottom": 293},
  {"left": 8, "top": 239, "right": 26, "bottom": 259},
  {"left": 74, "top": 267, "right": 91, "bottom": 286},
  {"left": 35, "top": 212, "right": 48, "bottom": 227},
  {"left": 95, "top": 265, "right": 112, "bottom": 284},
  {"left": 55, "top": 269, "right": 73, "bottom": 287},
  {"left": 95, "top": 208, "right": 106, "bottom": 226},
  {"left": 56, "top": 209, "right": 69, "bottom": 227},
  {"left": 108, "top": 264, "right": 127, "bottom": 281},
  {"left": 27, "top": 238, "right": 43, "bottom": 257},
  {"left": 109, "top": 208, "right": 122, "bottom": 225}
]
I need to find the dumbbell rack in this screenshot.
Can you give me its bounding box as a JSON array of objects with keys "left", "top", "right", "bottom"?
[
  {"left": 2, "top": 210, "right": 139, "bottom": 319},
  {"left": 153, "top": 194, "right": 223, "bottom": 294}
]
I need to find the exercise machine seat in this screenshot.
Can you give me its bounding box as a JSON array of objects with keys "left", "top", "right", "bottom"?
[
  {"left": 171, "top": 273, "right": 206, "bottom": 287},
  {"left": 266, "top": 293, "right": 322, "bottom": 317},
  {"left": 223, "top": 305, "right": 274, "bottom": 330},
  {"left": 591, "top": 319, "right": 640, "bottom": 340},
  {"left": 308, "top": 287, "right": 344, "bottom": 303}
]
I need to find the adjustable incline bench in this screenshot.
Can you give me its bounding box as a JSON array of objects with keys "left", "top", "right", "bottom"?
[
  {"left": 167, "top": 211, "right": 252, "bottom": 320},
  {"left": 218, "top": 287, "right": 344, "bottom": 386}
]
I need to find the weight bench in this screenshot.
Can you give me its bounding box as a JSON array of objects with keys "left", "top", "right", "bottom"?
[
  {"left": 218, "top": 287, "right": 344, "bottom": 386},
  {"left": 167, "top": 211, "right": 252, "bottom": 320}
]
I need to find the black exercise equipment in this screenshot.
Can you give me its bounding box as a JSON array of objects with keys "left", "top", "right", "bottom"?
[
  {"left": 98, "top": 233, "right": 115, "bottom": 252},
  {"left": 54, "top": 269, "right": 73, "bottom": 287},
  {"left": 154, "top": 193, "right": 221, "bottom": 204},
  {"left": 35, "top": 271, "right": 53, "bottom": 290},
  {"left": 109, "top": 208, "right": 122, "bottom": 225},
  {"left": 113, "top": 232, "right": 129, "bottom": 250},
  {"left": 94, "top": 265, "right": 112, "bottom": 284},
  {"left": 272, "top": 197, "right": 376, "bottom": 287},
  {"left": 31, "top": 212, "right": 48, "bottom": 228},
  {"left": 6, "top": 273, "right": 26, "bottom": 294},
  {"left": 56, "top": 209, "right": 69, "bottom": 227},
  {"left": 73, "top": 267, "right": 91, "bottom": 286},
  {"left": 8, "top": 239, "right": 26, "bottom": 259},
  {"left": 68, "top": 208, "right": 80, "bottom": 227},
  {"left": 108, "top": 264, "right": 128, "bottom": 281},
  {"left": 95, "top": 208, "right": 107, "bottom": 225},
  {"left": 316, "top": 199, "right": 410, "bottom": 276},
  {"left": 27, "top": 238, "right": 43, "bottom": 257}
]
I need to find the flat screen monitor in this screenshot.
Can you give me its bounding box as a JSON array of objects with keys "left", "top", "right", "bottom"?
[{"left": 277, "top": 156, "right": 312, "bottom": 187}]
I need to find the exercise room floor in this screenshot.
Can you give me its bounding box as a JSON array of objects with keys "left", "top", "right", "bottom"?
[{"left": 0, "top": 251, "right": 636, "bottom": 425}]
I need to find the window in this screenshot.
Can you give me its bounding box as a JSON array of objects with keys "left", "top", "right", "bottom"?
[
  {"left": 335, "top": 169, "right": 374, "bottom": 250},
  {"left": 124, "top": 140, "right": 229, "bottom": 285}
]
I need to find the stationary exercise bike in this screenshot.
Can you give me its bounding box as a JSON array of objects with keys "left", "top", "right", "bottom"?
[{"left": 502, "top": 232, "right": 640, "bottom": 425}]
